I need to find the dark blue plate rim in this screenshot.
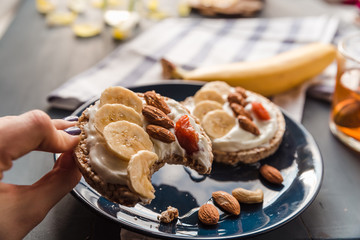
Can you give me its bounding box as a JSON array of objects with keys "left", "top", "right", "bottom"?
[{"left": 62, "top": 82, "right": 324, "bottom": 239}]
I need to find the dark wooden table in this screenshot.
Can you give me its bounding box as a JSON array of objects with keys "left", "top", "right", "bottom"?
[{"left": 1, "top": 0, "right": 359, "bottom": 239}]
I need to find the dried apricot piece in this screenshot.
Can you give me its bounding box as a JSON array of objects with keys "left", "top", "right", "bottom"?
[
  {"left": 252, "top": 102, "right": 271, "bottom": 120},
  {"left": 175, "top": 115, "right": 199, "bottom": 155}
]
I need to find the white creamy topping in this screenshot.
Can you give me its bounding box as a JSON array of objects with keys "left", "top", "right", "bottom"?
[
  {"left": 186, "top": 89, "right": 278, "bottom": 152},
  {"left": 85, "top": 102, "right": 129, "bottom": 185},
  {"left": 149, "top": 99, "right": 212, "bottom": 171},
  {"left": 83, "top": 98, "right": 212, "bottom": 186},
  {"left": 161, "top": 99, "right": 212, "bottom": 170}
]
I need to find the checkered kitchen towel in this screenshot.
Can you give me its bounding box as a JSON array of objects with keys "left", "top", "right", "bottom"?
[{"left": 47, "top": 15, "right": 339, "bottom": 122}]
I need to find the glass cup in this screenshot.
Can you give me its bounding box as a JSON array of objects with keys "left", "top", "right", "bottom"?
[
  {"left": 71, "top": 0, "right": 104, "bottom": 37},
  {"left": 329, "top": 33, "right": 360, "bottom": 151},
  {"left": 44, "top": 0, "right": 77, "bottom": 26},
  {"left": 103, "top": 0, "right": 143, "bottom": 40}
]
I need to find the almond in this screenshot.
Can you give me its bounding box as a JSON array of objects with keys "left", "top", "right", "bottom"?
[
  {"left": 212, "top": 191, "right": 240, "bottom": 215},
  {"left": 146, "top": 125, "right": 175, "bottom": 143},
  {"left": 259, "top": 164, "right": 283, "bottom": 185},
  {"left": 142, "top": 105, "right": 174, "bottom": 129},
  {"left": 228, "top": 92, "right": 246, "bottom": 106},
  {"left": 144, "top": 91, "right": 171, "bottom": 114},
  {"left": 235, "top": 86, "right": 248, "bottom": 99},
  {"left": 237, "top": 115, "right": 260, "bottom": 136},
  {"left": 158, "top": 206, "right": 179, "bottom": 223},
  {"left": 230, "top": 103, "right": 252, "bottom": 120},
  {"left": 198, "top": 204, "right": 219, "bottom": 225}
]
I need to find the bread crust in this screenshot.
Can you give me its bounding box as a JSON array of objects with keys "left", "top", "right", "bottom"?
[{"left": 74, "top": 95, "right": 213, "bottom": 206}]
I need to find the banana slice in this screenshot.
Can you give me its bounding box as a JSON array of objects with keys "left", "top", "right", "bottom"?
[
  {"left": 193, "top": 100, "right": 223, "bottom": 121},
  {"left": 200, "top": 0, "right": 237, "bottom": 8},
  {"left": 103, "top": 121, "right": 153, "bottom": 161},
  {"left": 202, "top": 109, "right": 235, "bottom": 138},
  {"left": 201, "top": 81, "right": 232, "bottom": 96},
  {"left": 194, "top": 89, "right": 225, "bottom": 105},
  {"left": 127, "top": 150, "right": 158, "bottom": 200},
  {"left": 99, "top": 86, "right": 143, "bottom": 113},
  {"left": 95, "top": 104, "right": 142, "bottom": 134}
]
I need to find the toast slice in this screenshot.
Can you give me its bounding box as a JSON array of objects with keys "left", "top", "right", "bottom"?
[
  {"left": 74, "top": 87, "right": 213, "bottom": 206},
  {"left": 183, "top": 81, "right": 285, "bottom": 165}
]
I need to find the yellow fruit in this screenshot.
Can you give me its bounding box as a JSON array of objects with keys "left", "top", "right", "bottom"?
[
  {"left": 103, "top": 121, "right": 153, "bottom": 161},
  {"left": 99, "top": 86, "right": 143, "bottom": 113},
  {"left": 46, "top": 12, "right": 77, "bottom": 26},
  {"left": 36, "top": 0, "right": 55, "bottom": 14},
  {"left": 193, "top": 100, "right": 223, "bottom": 121},
  {"left": 202, "top": 110, "right": 236, "bottom": 138},
  {"left": 127, "top": 150, "right": 158, "bottom": 200},
  {"left": 72, "top": 23, "right": 102, "bottom": 38},
  {"left": 161, "top": 42, "right": 336, "bottom": 96},
  {"left": 178, "top": 1, "right": 191, "bottom": 17},
  {"left": 194, "top": 89, "right": 225, "bottom": 105},
  {"left": 94, "top": 104, "right": 142, "bottom": 134},
  {"left": 201, "top": 81, "right": 232, "bottom": 95}
]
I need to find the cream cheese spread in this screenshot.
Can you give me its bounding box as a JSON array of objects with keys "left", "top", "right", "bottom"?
[
  {"left": 83, "top": 98, "right": 212, "bottom": 185},
  {"left": 84, "top": 102, "right": 129, "bottom": 185}
]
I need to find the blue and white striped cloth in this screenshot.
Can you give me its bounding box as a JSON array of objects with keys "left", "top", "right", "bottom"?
[{"left": 47, "top": 15, "right": 339, "bottom": 121}]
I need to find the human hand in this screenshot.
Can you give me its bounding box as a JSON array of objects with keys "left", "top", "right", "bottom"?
[{"left": 0, "top": 110, "right": 81, "bottom": 240}]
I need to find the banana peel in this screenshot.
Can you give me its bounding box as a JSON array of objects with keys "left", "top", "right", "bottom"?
[{"left": 161, "top": 42, "right": 337, "bottom": 97}]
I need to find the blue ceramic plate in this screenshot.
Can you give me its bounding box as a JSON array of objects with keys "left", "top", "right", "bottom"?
[{"left": 66, "top": 82, "right": 323, "bottom": 239}]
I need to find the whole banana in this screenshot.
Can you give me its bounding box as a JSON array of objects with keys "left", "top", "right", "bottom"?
[{"left": 161, "top": 42, "right": 336, "bottom": 96}]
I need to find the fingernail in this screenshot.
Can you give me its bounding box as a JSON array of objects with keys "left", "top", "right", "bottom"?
[
  {"left": 64, "top": 126, "right": 81, "bottom": 135},
  {"left": 63, "top": 116, "right": 79, "bottom": 122}
]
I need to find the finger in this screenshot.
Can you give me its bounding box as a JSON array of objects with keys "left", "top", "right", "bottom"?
[
  {"left": 52, "top": 119, "right": 77, "bottom": 130},
  {"left": 0, "top": 161, "right": 12, "bottom": 180},
  {"left": 37, "top": 129, "right": 80, "bottom": 155},
  {"left": 0, "top": 110, "right": 80, "bottom": 161},
  {"left": 32, "top": 112, "right": 80, "bottom": 152},
  {"left": 31, "top": 151, "right": 81, "bottom": 214}
]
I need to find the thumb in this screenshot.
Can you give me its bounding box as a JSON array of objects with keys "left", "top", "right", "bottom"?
[{"left": 31, "top": 151, "right": 81, "bottom": 214}]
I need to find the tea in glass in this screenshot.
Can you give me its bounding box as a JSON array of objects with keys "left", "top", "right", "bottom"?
[{"left": 330, "top": 34, "right": 360, "bottom": 151}]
